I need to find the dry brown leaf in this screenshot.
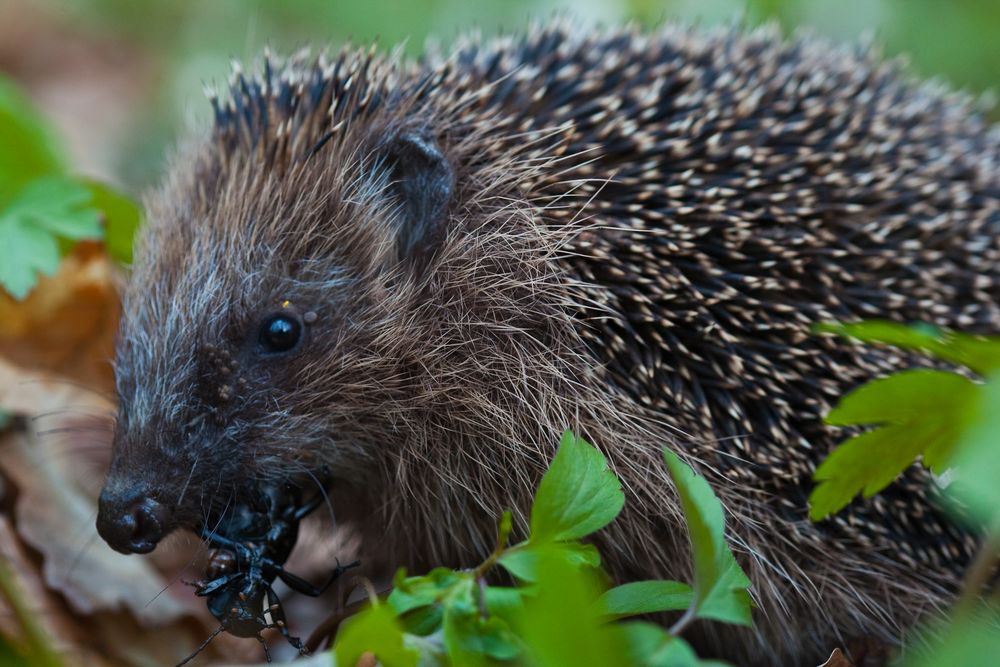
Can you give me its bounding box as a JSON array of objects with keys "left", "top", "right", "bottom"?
[
  {"left": 0, "top": 426, "right": 194, "bottom": 624},
  {"left": 90, "top": 611, "right": 240, "bottom": 667},
  {"left": 0, "top": 356, "right": 113, "bottom": 420},
  {"left": 0, "top": 242, "right": 120, "bottom": 394},
  {"left": 0, "top": 360, "right": 195, "bottom": 624},
  {"left": 2, "top": 507, "right": 229, "bottom": 666}
]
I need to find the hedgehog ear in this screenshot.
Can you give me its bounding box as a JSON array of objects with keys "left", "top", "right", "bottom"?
[{"left": 379, "top": 130, "right": 454, "bottom": 265}]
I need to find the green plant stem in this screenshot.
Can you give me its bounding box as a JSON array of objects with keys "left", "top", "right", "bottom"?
[
  {"left": 473, "top": 511, "right": 513, "bottom": 581},
  {"left": 667, "top": 605, "right": 696, "bottom": 637},
  {"left": 472, "top": 512, "right": 515, "bottom": 619},
  {"left": 0, "top": 558, "right": 63, "bottom": 667}
]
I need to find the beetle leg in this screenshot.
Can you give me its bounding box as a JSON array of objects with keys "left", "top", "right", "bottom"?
[
  {"left": 273, "top": 558, "right": 361, "bottom": 597},
  {"left": 257, "top": 635, "right": 272, "bottom": 663},
  {"left": 293, "top": 490, "right": 326, "bottom": 520},
  {"left": 194, "top": 572, "right": 242, "bottom": 597},
  {"left": 275, "top": 568, "right": 322, "bottom": 596},
  {"left": 262, "top": 584, "right": 306, "bottom": 653}
]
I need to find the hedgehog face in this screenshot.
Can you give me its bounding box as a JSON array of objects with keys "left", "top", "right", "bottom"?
[{"left": 96, "top": 121, "right": 458, "bottom": 554}]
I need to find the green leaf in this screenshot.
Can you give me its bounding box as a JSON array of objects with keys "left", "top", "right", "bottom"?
[
  {"left": 388, "top": 567, "right": 522, "bottom": 661},
  {"left": 599, "top": 580, "right": 693, "bottom": 619},
  {"left": 810, "top": 369, "right": 980, "bottom": 520},
  {"left": 906, "top": 614, "right": 1000, "bottom": 667},
  {"left": 816, "top": 320, "right": 1000, "bottom": 376},
  {"left": 443, "top": 601, "right": 520, "bottom": 664},
  {"left": 389, "top": 567, "right": 465, "bottom": 615},
  {"left": 0, "top": 177, "right": 102, "bottom": 299},
  {"left": 950, "top": 376, "right": 1000, "bottom": 523},
  {"left": 333, "top": 600, "right": 419, "bottom": 667},
  {"left": 530, "top": 430, "right": 625, "bottom": 542},
  {"left": 84, "top": 181, "right": 142, "bottom": 264},
  {"left": 515, "top": 545, "right": 625, "bottom": 667},
  {"left": 661, "top": 450, "right": 753, "bottom": 628},
  {"left": 389, "top": 567, "right": 469, "bottom": 638},
  {"left": 399, "top": 605, "right": 444, "bottom": 637},
  {"left": 481, "top": 586, "right": 526, "bottom": 621},
  {"left": 620, "top": 623, "right": 731, "bottom": 667},
  {"left": 696, "top": 557, "right": 754, "bottom": 626},
  {"left": 498, "top": 541, "right": 601, "bottom": 582},
  {"left": 0, "top": 76, "right": 65, "bottom": 205}
]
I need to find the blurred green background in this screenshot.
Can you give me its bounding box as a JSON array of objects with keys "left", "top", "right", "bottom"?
[{"left": 2, "top": 0, "right": 998, "bottom": 194}]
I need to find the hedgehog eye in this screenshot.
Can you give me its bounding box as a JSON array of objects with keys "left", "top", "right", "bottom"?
[{"left": 258, "top": 313, "right": 302, "bottom": 354}]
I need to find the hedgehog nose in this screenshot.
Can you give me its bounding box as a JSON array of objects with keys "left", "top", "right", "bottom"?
[{"left": 96, "top": 489, "right": 169, "bottom": 554}]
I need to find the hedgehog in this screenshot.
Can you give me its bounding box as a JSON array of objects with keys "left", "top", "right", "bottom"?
[{"left": 94, "top": 22, "right": 1000, "bottom": 666}]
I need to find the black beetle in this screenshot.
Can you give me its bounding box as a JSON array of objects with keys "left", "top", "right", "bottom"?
[{"left": 177, "top": 483, "right": 358, "bottom": 665}]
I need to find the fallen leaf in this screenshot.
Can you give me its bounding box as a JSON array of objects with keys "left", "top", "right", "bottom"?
[
  {"left": 0, "top": 355, "right": 113, "bottom": 419},
  {"left": 0, "top": 425, "right": 194, "bottom": 624},
  {"left": 0, "top": 241, "right": 119, "bottom": 394}
]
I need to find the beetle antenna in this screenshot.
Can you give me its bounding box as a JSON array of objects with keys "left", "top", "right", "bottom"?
[{"left": 175, "top": 625, "right": 225, "bottom": 666}]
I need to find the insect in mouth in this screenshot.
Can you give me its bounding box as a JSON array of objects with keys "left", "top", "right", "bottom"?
[{"left": 177, "top": 483, "right": 359, "bottom": 666}]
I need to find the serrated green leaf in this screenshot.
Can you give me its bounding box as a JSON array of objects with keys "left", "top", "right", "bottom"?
[
  {"left": 662, "top": 450, "right": 753, "bottom": 628},
  {"left": 0, "top": 177, "right": 103, "bottom": 299},
  {"left": 825, "top": 369, "right": 979, "bottom": 434},
  {"left": 84, "top": 181, "right": 142, "bottom": 264},
  {"left": 498, "top": 541, "right": 601, "bottom": 582},
  {"left": 530, "top": 431, "right": 624, "bottom": 542},
  {"left": 697, "top": 556, "right": 754, "bottom": 626},
  {"left": 0, "top": 76, "right": 65, "bottom": 205},
  {"left": 333, "top": 600, "right": 419, "bottom": 667},
  {"left": 817, "top": 320, "right": 1000, "bottom": 376},
  {"left": 810, "top": 369, "right": 981, "bottom": 520},
  {"left": 599, "top": 580, "right": 693, "bottom": 619}
]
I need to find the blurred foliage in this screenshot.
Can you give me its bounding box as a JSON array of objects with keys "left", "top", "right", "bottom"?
[
  {"left": 809, "top": 321, "right": 1000, "bottom": 664},
  {"left": 20, "top": 0, "right": 999, "bottom": 192},
  {"left": 0, "top": 558, "right": 63, "bottom": 667},
  {"left": 0, "top": 73, "right": 140, "bottom": 299},
  {"left": 810, "top": 322, "right": 1000, "bottom": 523}
]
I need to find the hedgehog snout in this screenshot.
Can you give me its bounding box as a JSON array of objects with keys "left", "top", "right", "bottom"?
[{"left": 96, "top": 483, "right": 172, "bottom": 554}]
